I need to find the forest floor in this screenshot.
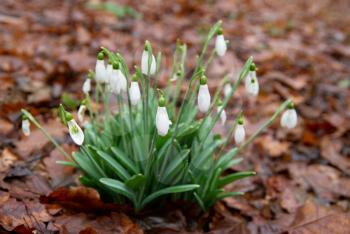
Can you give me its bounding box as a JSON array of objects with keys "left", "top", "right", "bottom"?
[{"left": 1, "top": 0, "right": 350, "bottom": 233}]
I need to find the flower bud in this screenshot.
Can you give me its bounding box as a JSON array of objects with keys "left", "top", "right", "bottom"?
[
  {"left": 281, "top": 103, "right": 298, "bottom": 129},
  {"left": 82, "top": 79, "right": 91, "bottom": 94},
  {"left": 141, "top": 42, "right": 156, "bottom": 76},
  {"left": 78, "top": 104, "right": 87, "bottom": 123},
  {"left": 245, "top": 71, "right": 259, "bottom": 96},
  {"left": 234, "top": 119, "right": 245, "bottom": 144},
  {"left": 197, "top": 76, "right": 211, "bottom": 113},
  {"left": 217, "top": 102, "right": 226, "bottom": 125},
  {"left": 129, "top": 76, "right": 141, "bottom": 106},
  {"left": 21, "top": 116, "right": 30, "bottom": 136},
  {"left": 215, "top": 28, "right": 227, "bottom": 57},
  {"left": 95, "top": 52, "right": 108, "bottom": 83},
  {"left": 156, "top": 95, "right": 171, "bottom": 136},
  {"left": 224, "top": 83, "right": 232, "bottom": 98}
]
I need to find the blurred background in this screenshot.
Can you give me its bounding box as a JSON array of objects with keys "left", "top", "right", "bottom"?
[{"left": 0, "top": 0, "right": 350, "bottom": 233}]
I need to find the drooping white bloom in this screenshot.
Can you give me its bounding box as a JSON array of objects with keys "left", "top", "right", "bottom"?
[
  {"left": 78, "top": 105, "right": 86, "bottom": 123},
  {"left": 82, "top": 79, "right": 91, "bottom": 94},
  {"left": 106, "top": 63, "right": 113, "bottom": 84},
  {"left": 67, "top": 119, "right": 84, "bottom": 145},
  {"left": 129, "top": 81, "right": 141, "bottom": 106},
  {"left": 22, "top": 119, "right": 30, "bottom": 136},
  {"left": 224, "top": 83, "right": 232, "bottom": 98},
  {"left": 198, "top": 84, "right": 211, "bottom": 113},
  {"left": 245, "top": 71, "right": 259, "bottom": 96},
  {"left": 234, "top": 124, "right": 245, "bottom": 144},
  {"left": 95, "top": 59, "right": 108, "bottom": 83},
  {"left": 141, "top": 49, "right": 156, "bottom": 76},
  {"left": 156, "top": 106, "right": 171, "bottom": 136},
  {"left": 215, "top": 34, "right": 227, "bottom": 57},
  {"left": 281, "top": 108, "right": 298, "bottom": 129},
  {"left": 109, "top": 67, "right": 126, "bottom": 95},
  {"left": 218, "top": 106, "right": 227, "bottom": 125}
]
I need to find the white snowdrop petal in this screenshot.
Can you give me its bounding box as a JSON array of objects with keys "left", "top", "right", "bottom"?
[
  {"left": 22, "top": 119, "right": 30, "bottom": 136},
  {"left": 234, "top": 124, "right": 245, "bottom": 144},
  {"left": 129, "top": 82, "right": 141, "bottom": 106},
  {"left": 106, "top": 64, "right": 113, "bottom": 84},
  {"left": 141, "top": 50, "right": 156, "bottom": 76},
  {"left": 224, "top": 83, "right": 232, "bottom": 98},
  {"left": 109, "top": 69, "right": 119, "bottom": 94},
  {"left": 245, "top": 71, "right": 259, "bottom": 96},
  {"left": 68, "top": 119, "right": 84, "bottom": 145},
  {"left": 219, "top": 107, "right": 227, "bottom": 125},
  {"left": 156, "top": 107, "right": 170, "bottom": 136},
  {"left": 118, "top": 70, "right": 127, "bottom": 93},
  {"left": 281, "top": 109, "right": 297, "bottom": 129},
  {"left": 215, "top": 35, "right": 227, "bottom": 57},
  {"left": 95, "top": 60, "right": 107, "bottom": 83},
  {"left": 78, "top": 105, "right": 86, "bottom": 123},
  {"left": 82, "top": 79, "right": 91, "bottom": 94},
  {"left": 198, "top": 84, "right": 211, "bottom": 113}
]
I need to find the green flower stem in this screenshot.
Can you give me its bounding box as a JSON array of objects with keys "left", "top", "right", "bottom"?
[
  {"left": 85, "top": 93, "right": 95, "bottom": 128},
  {"left": 103, "top": 83, "right": 110, "bottom": 121},
  {"left": 203, "top": 48, "right": 216, "bottom": 70},
  {"left": 21, "top": 109, "right": 75, "bottom": 164},
  {"left": 237, "top": 99, "right": 292, "bottom": 152},
  {"left": 170, "top": 45, "right": 187, "bottom": 110},
  {"left": 95, "top": 82, "right": 102, "bottom": 126}
]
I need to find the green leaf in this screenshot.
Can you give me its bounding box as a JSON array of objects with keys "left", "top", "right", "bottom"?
[
  {"left": 56, "top": 160, "right": 77, "bottom": 168},
  {"left": 218, "top": 171, "right": 256, "bottom": 188},
  {"left": 111, "top": 147, "right": 138, "bottom": 175},
  {"left": 125, "top": 174, "right": 146, "bottom": 190},
  {"left": 97, "top": 150, "right": 130, "bottom": 181},
  {"left": 141, "top": 184, "right": 200, "bottom": 207},
  {"left": 100, "top": 178, "right": 136, "bottom": 203},
  {"left": 216, "top": 191, "right": 244, "bottom": 200},
  {"left": 217, "top": 147, "right": 238, "bottom": 168},
  {"left": 193, "top": 192, "right": 206, "bottom": 211}
]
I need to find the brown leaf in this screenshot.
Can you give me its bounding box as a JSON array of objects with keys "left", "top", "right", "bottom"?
[
  {"left": 0, "top": 148, "right": 18, "bottom": 173},
  {"left": 0, "top": 198, "right": 51, "bottom": 231},
  {"left": 256, "top": 135, "right": 290, "bottom": 157},
  {"left": 320, "top": 137, "right": 350, "bottom": 175}
]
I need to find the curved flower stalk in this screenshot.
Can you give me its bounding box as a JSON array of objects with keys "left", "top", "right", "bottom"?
[
  {"left": 141, "top": 41, "right": 156, "bottom": 76},
  {"left": 198, "top": 75, "right": 211, "bottom": 113},
  {"left": 21, "top": 116, "right": 30, "bottom": 136},
  {"left": 215, "top": 28, "right": 227, "bottom": 57},
  {"left": 156, "top": 93, "right": 171, "bottom": 136},
  {"left": 245, "top": 63, "right": 259, "bottom": 96},
  {"left": 129, "top": 75, "right": 141, "bottom": 106},
  {"left": 95, "top": 52, "right": 108, "bottom": 83},
  {"left": 171, "top": 70, "right": 181, "bottom": 82},
  {"left": 281, "top": 102, "right": 298, "bottom": 129},
  {"left": 234, "top": 116, "right": 245, "bottom": 144}
]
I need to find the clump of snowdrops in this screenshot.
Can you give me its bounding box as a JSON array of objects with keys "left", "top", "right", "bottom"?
[{"left": 21, "top": 21, "right": 297, "bottom": 211}]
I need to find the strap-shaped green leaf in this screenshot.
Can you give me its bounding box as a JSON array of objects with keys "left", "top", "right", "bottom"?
[
  {"left": 100, "top": 178, "right": 136, "bottom": 203},
  {"left": 141, "top": 184, "right": 199, "bottom": 207},
  {"left": 218, "top": 171, "right": 256, "bottom": 188},
  {"left": 111, "top": 147, "right": 138, "bottom": 175},
  {"left": 125, "top": 174, "right": 146, "bottom": 190},
  {"left": 97, "top": 150, "right": 130, "bottom": 181}
]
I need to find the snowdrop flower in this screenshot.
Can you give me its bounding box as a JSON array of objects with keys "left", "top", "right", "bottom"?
[
  {"left": 141, "top": 42, "right": 156, "bottom": 76},
  {"left": 95, "top": 52, "right": 108, "bottom": 83},
  {"left": 217, "top": 101, "right": 226, "bottom": 125},
  {"left": 224, "top": 83, "right": 232, "bottom": 98},
  {"left": 281, "top": 103, "right": 298, "bottom": 129},
  {"left": 106, "top": 61, "right": 113, "bottom": 85},
  {"left": 110, "top": 63, "right": 127, "bottom": 95},
  {"left": 245, "top": 63, "right": 259, "bottom": 96},
  {"left": 197, "top": 75, "right": 211, "bottom": 113},
  {"left": 82, "top": 78, "right": 91, "bottom": 94},
  {"left": 129, "top": 75, "right": 141, "bottom": 106},
  {"left": 156, "top": 95, "right": 171, "bottom": 136},
  {"left": 78, "top": 101, "right": 87, "bottom": 124},
  {"left": 66, "top": 112, "right": 84, "bottom": 146},
  {"left": 234, "top": 117, "right": 245, "bottom": 144},
  {"left": 215, "top": 28, "right": 227, "bottom": 57},
  {"left": 21, "top": 116, "right": 30, "bottom": 136}
]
